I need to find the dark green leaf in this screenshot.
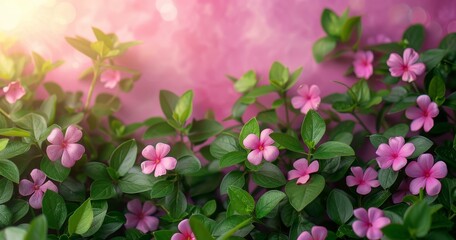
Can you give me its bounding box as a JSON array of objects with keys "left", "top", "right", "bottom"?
[
  {"left": 255, "top": 190, "right": 286, "bottom": 219},
  {"left": 189, "top": 215, "right": 215, "bottom": 240},
  {"left": 42, "top": 191, "right": 67, "bottom": 230},
  {"left": 220, "top": 151, "right": 247, "bottom": 168},
  {"left": 228, "top": 186, "right": 255, "bottom": 215},
  {"left": 149, "top": 180, "right": 175, "bottom": 198},
  {"left": 403, "top": 24, "right": 425, "bottom": 50},
  {"left": 239, "top": 117, "right": 260, "bottom": 149},
  {"left": 90, "top": 180, "right": 116, "bottom": 200},
  {"left": 159, "top": 90, "right": 179, "bottom": 120},
  {"left": 313, "top": 141, "right": 354, "bottom": 159},
  {"left": 313, "top": 36, "right": 337, "bottom": 63},
  {"left": 40, "top": 156, "right": 70, "bottom": 182},
  {"left": 408, "top": 136, "right": 432, "bottom": 158},
  {"left": 220, "top": 171, "right": 245, "bottom": 195},
  {"left": 188, "top": 119, "right": 223, "bottom": 143},
  {"left": 0, "top": 160, "right": 19, "bottom": 183},
  {"left": 364, "top": 190, "right": 391, "bottom": 208},
  {"left": 404, "top": 201, "right": 431, "bottom": 237},
  {"left": 301, "top": 110, "right": 326, "bottom": 149},
  {"left": 68, "top": 198, "right": 93, "bottom": 235},
  {"left": 109, "top": 139, "right": 137, "bottom": 177},
  {"left": 176, "top": 155, "right": 201, "bottom": 175},
  {"left": 378, "top": 168, "right": 398, "bottom": 189},
  {"left": 24, "top": 215, "right": 47, "bottom": 240},
  {"left": 327, "top": 189, "right": 353, "bottom": 225},
  {"left": 118, "top": 172, "right": 155, "bottom": 194},
  {"left": 0, "top": 178, "right": 13, "bottom": 204},
  {"left": 285, "top": 174, "right": 325, "bottom": 211},
  {"left": 143, "top": 121, "right": 175, "bottom": 139},
  {"left": 270, "top": 133, "right": 304, "bottom": 153},
  {"left": 252, "top": 162, "right": 286, "bottom": 188}
]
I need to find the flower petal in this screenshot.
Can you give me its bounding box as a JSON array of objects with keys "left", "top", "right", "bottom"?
[
  {"left": 262, "top": 146, "right": 279, "bottom": 162},
  {"left": 363, "top": 167, "right": 378, "bottom": 181},
  {"left": 346, "top": 176, "right": 359, "bottom": 187},
  {"left": 178, "top": 219, "right": 192, "bottom": 235},
  {"left": 425, "top": 178, "right": 442, "bottom": 196},
  {"left": 307, "top": 161, "right": 319, "bottom": 173},
  {"left": 399, "top": 143, "right": 415, "bottom": 158},
  {"left": 46, "top": 145, "right": 64, "bottom": 161},
  {"left": 141, "top": 161, "right": 157, "bottom": 174},
  {"left": 171, "top": 233, "right": 186, "bottom": 240},
  {"left": 40, "top": 181, "right": 58, "bottom": 193},
  {"left": 416, "top": 95, "right": 431, "bottom": 110},
  {"left": 311, "top": 226, "right": 328, "bottom": 240},
  {"left": 297, "top": 231, "right": 312, "bottom": 240},
  {"left": 409, "top": 62, "right": 425, "bottom": 76},
  {"left": 410, "top": 118, "right": 425, "bottom": 132},
  {"left": 423, "top": 118, "right": 434, "bottom": 132},
  {"left": 64, "top": 125, "right": 83, "bottom": 143},
  {"left": 142, "top": 145, "right": 157, "bottom": 160},
  {"left": 18, "top": 179, "right": 34, "bottom": 196},
  {"left": 161, "top": 157, "right": 177, "bottom": 170},
  {"left": 403, "top": 48, "right": 419, "bottom": 65},
  {"left": 260, "top": 128, "right": 274, "bottom": 146},
  {"left": 386, "top": 53, "right": 403, "bottom": 68},
  {"left": 124, "top": 213, "right": 139, "bottom": 229},
  {"left": 155, "top": 143, "right": 171, "bottom": 158},
  {"left": 430, "top": 161, "right": 447, "bottom": 179},
  {"left": 291, "top": 96, "right": 305, "bottom": 109},
  {"left": 296, "top": 175, "right": 310, "bottom": 185},
  {"left": 353, "top": 208, "right": 369, "bottom": 222},
  {"left": 243, "top": 134, "right": 259, "bottom": 150},
  {"left": 247, "top": 149, "right": 263, "bottom": 165},
  {"left": 142, "top": 201, "right": 157, "bottom": 215},
  {"left": 352, "top": 220, "right": 368, "bottom": 238},
  {"left": 392, "top": 157, "right": 408, "bottom": 171},
  {"left": 417, "top": 153, "right": 434, "bottom": 171},
  {"left": 154, "top": 164, "right": 167, "bottom": 177},
  {"left": 288, "top": 170, "right": 301, "bottom": 180},
  {"left": 47, "top": 128, "right": 64, "bottom": 145},
  {"left": 29, "top": 191, "right": 44, "bottom": 209},
  {"left": 405, "top": 107, "right": 422, "bottom": 120},
  {"left": 127, "top": 199, "right": 143, "bottom": 214},
  {"left": 409, "top": 177, "right": 426, "bottom": 195},
  {"left": 30, "top": 169, "right": 46, "bottom": 186},
  {"left": 356, "top": 184, "right": 372, "bottom": 195}
]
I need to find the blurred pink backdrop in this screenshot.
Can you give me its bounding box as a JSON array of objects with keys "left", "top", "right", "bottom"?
[{"left": 6, "top": 0, "right": 456, "bottom": 123}]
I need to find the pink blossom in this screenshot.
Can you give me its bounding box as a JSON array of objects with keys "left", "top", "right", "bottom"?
[
  {"left": 124, "top": 199, "right": 159, "bottom": 233},
  {"left": 100, "top": 69, "right": 122, "bottom": 89},
  {"left": 386, "top": 48, "right": 425, "bottom": 82},
  {"left": 392, "top": 179, "right": 412, "bottom": 204},
  {"left": 141, "top": 143, "right": 177, "bottom": 177},
  {"left": 375, "top": 136, "right": 415, "bottom": 171},
  {"left": 3, "top": 81, "right": 26, "bottom": 104},
  {"left": 46, "top": 125, "right": 85, "bottom": 168},
  {"left": 243, "top": 128, "right": 279, "bottom": 165},
  {"left": 171, "top": 219, "right": 196, "bottom": 240},
  {"left": 18, "top": 169, "right": 58, "bottom": 209},
  {"left": 405, "top": 95, "right": 439, "bottom": 132},
  {"left": 288, "top": 158, "right": 319, "bottom": 185},
  {"left": 405, "top": 153, "right": 447, "bottom": 196},
  {"left": 353, "top": 207, "right": 390, "bottom": 240},
  {"left": 353, "top": 51, "right": 374, "bottom": 79},
  {"left": 291, "top": 84, "right": 321, "bottom": 114},
  {"left": 297, "top": 226, "right": 327, "bottom": 240},
  {"left": 346, "top": 167, "right": 380, "bottom": 195}
]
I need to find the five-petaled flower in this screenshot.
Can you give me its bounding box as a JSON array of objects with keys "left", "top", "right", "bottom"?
[
  {"left": 297, "top": 226, "right": 327, "bottom": 240},
  {"left": 346, "top": 167, "right": 380, "bottom": 195},
  {"left": 353, "top": 51, "right": 374, "bottom": 79},
  {"left": 100, "top": 69, "right": 122, "bottom": 89},
  {"left": 387, "top": 48, "right": 425, "bottom": 82},
  {"left": 352, "top": 207, "right": 390, "bottom": 240},
  {"left": 124, "top": 199, "right": 159, "bottom": 233},
  {"left": 405, "top": 153, "right": 447, "bottom": 196},
  {"left": 392, "top": 178, "right": 412, "bottom": 204},
  {"left": 46, "top": 125, "right": 85, "bottom": 168},
  {"left": 405, "top": 95, "right": 439, "bottom": 132},
  {"left": 375, "top": 136, "right": 415, "bottom": 171},
  {"left": 288, "top": 158, "right": 319, "bottom": 185},
  {"left": 3, "top": 81, "right": 26, "bottom": 104},
  {"left": 141, "top": 143, "right": 177, "bottom": 177},
  {"left": 243, "top": 128, "right": 279, "bottom": 165},
  {"left": 171, "top": 219, "right": 196, "bottom": 240},
  {"left": 291, "top": 84, "right": 321, "bottom": 114},
  {"left": 19, "top": 169, "right": 58, "bottom": 209}
]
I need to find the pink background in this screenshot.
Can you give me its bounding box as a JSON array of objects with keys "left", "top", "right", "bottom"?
[{"left": 10, "top": 0, "right": 456, "bottom": 123}]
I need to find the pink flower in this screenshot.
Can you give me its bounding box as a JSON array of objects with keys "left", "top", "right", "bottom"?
[
  {"left": 18, "top": 169, "right": 58, "bottom": 209},
  {"left": 386, "top": 48, "right": 425, "bottom": 82},
  {"left": 288, "top": 158, "right": 319, "bottom": 185},
  {"left": 243, "top": 128, "right": 279, "bottom": 165},
  {"left": 405, "top": 153, "right": 447, "bottom": 196},
  {"left": 3, "top": 81, "right": 25, "bottom": 104},
  {"left": 291, "top": 84, "right": 321, "bottom": 114},
  {"left": 124, "top": 199, "right": 159, "bottom": 233},
  {"left": 346, "top": 167, "right": 380, "bottom": 195},
  {"left": 353, "top": 51, "right": 374, "bottom": 79},
  {"left": 353, "top": 208, "right": 390, "bottom": 240},
  {"left": 141, "top": 143, "right": 177, "bottom": 177},
  {"left": 100, "top": 69, "right": 121, "bottom": 89},
  {"left": 392, "top": 179, "right": 412, "bottom": 204},
  {"left": 297, "top": 226, "right": 327, "bottom": 240},
  {"left": 375, "top": 137, "right": 415, "bottom": 171},
  {"left": 46, "top": 125, "right": 85, "bottom": 168},
  {"left": 405, "top": 95, "right": 439, "bottom": 132},
  {"left": 171, "top": 219, "right": 196, "bottom": 240}
]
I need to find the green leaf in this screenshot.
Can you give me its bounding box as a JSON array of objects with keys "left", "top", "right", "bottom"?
[
  {"left": 109, "top": 139, "right": 137, "bottom": 177},
  {"left": 285, "top": 174, "right": 325, "bottom": 211},
  {"left": 0, "top": 160, "right": 19, "bottom": 183},
  {"left": 0, "top": 128, "right": 30, "bottom": 137},
  {"left": 82, "top": 201, "right": 108, "bottom": 237},
  {"left": 220, "top": 171, "right": 245, "bottom": 195},
  {"left": 24, "top": 215, "right": 47, "bottom": 240},
  {"left": 189, "top": 215, "right": 215, "bottom": 240},
  {"left": 210, "top": 134, "right": 240, "bottom": 159},
  {"left": 257, "top": 109, "right": 278, "bottom": 124},
  {"left": 428, "top": 76, "right": 446, "bottom": 105},
  {"left": 68, "top": 198, "right": 93, "bottom": 235},
  {"left": 313, "top": 141, "right": 354, "bottom": 159},
  {"left": 213, "top": 215, "right": 253, "bottom": 237},
  {"left": 84, "top": 162, "right": 110, "bottom": 181},
  {"left": 408, "top": 136, "right": 432, "bottom": 158},
  {"left": 0, "top": 205, "right": 11, "bottom": 228},
  {"left": 364, "top": 190, "right": 391, "bottom": 208},
  {"left": 234, "top": 70, "right": 257, "bottom": 93},
  {"left": 327, "top": 189, "right": 353, "bottom": 225},
  {"left": 175, "top": 155, "right": 201, "bottom": 175},
  {"left": 255, "top": 190, "right": 286, "bottom": 219},
  {"left": 321, "top": 8, "right": 342, "bottom": 36},
  {"left": 378, "top": 168, "right": 398, "bottom": 189},
  {"left": 15, "top": 113, "right": 47, "bottom": 142},
  {"left": 39, "top": 95, "right": 57, "bottom": 124},
  {"left": 404, "top": 201, "right": 431, "bottom": 237},
  {"left": 0, "top": 139, "right": 8, "bottom": 151},
  {"left": 202, "top": 200, "right": 217, "bottom": 216},
  {"left": 301, "top": 110, "right": 326, "bottom": 149},
  {"left": 269, "top": 133, "right": 304, "bottom": 153},
  {"left": 313, "top": 36, "right": 337, "bottom": 63},
  {"left": 420, "top": 49, "right": 447, "bottom": 70},
  {"left": 44, "top": 82, "right": 65, "bottom": 102},
  {"left": 188, "top": 119, "right": 223, "bottom": 143},
  {"left": 159, "top": 90, "right": 179, "bottom": 120},
  {"left": 220, "top": 151, "right": 247, "bottom": 168},
  {"left": 0, "top": 178, "right": 13, "bottom": 204},
  {"left": 149, "top": 180, "right": 175, "bottom": 198},
  {"left": 118, "top": 172, "right": 155, "bottom": 194},
  {"left": 382, "top": 223, "right": 411, "bottom": 240},
  {"left": 164, "top": 190, "right": 187, "bottom": 219},
  {"left": 340, "top": 16, "right": 361, "bottom": 42},
  {"left": 42, "top": 191, "right": 67, "bottom": 230},
  {"left": 65, "top": 37, "right": 97, "bottom": 59},
  {"left": 173, "top": 90, "right": 194, "bottom": 125},
  {"left": 40, "top": 156, "right": 70, "bottom": 182},
  {"left": 7, "top": 200, "right": 29, "bottom": 224},
  {"left": 403, "top": 24, "right": 425, "bottom": 50},
  {"left": 143, "top": 121, "right": 176, "bottom": 139},
  {"left": 239, "top": 117, "right": 260, "bottom": 149},
  {"left": 90, "top": 180, "right": 116, "bottom": 200},
  {"left": 269, "top": 61, "right": 289, "bottom": 90},
  {"left": 369, "top": 134, "right": 388, "bottom": 148},
  {"left": 252, "top": 162, "right": 286, "bottom": 188},
  {"left": 154, "top": 230, "right": 175, "bottom": 240},
  {"left": 228, "top": 186, "right": 255, "bottom": 215}
]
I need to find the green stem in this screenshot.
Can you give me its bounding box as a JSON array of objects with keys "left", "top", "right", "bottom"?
[
  {"left": 84, "top": 60, "right": 100, "bottom": 110},
  {"left": 411, "top": 82, "right": 420, "bottom": 94},
  {"left": 352, "top": 112, "right": 372, "bottom": 134},
  {"left": 0, "top": 108, "right": 12, "bottom": 121},
  {"left": 218, "top": 217, "right": 253, "bottom": 240}
]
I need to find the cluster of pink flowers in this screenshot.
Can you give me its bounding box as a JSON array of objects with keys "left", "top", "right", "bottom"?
[
  {"left": 243, "top": 128, "right": 279, "bottom": 165},
  {"left": 141, "top": 143, "right": 177, "bottom": 177},
  {"left": 19, "top": 169, "right": 58, "bottom": 209},
  {"left": 288, "top": 158, "right": 319, "bottom": 185},
  {"left": 297, "top": 226, "right": 327, "bottom": 240},
  {"left": 405, "top": 95, "right": 439, "bottom": 132},
  {"left": 124, "top": 199, "right": 159, "bottom": 233},
  {"left": 46, "top": 125, "right": 86, "bottom": 168},
  {"left": 387, "top": 48, "right": 425, "bottom": 82},
  {"left": 353, "top": 207, "right": 391, "bottom": 240},
  {"left": 375, "top": 136, "right": 415, "bottom": 171},
  {"left": 346, "top": 167, "right": 380, "bottom": 195},
  {"left": 291, "top": 84, "right": 321, "bottom": 114}
]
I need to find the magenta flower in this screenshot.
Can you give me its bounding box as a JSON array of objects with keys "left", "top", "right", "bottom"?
[
  {"left": 353, "top": 51, "right": 374, "bottom": 79},
  {"left": 297, "top": 226, "right": 327, "bottom": 240},
  {"left": 392, "top": 179, "right": 412, "bottom": 204},
  {"left": 375, "top": 137, "right": 415, "bottom": 171},
  {"left": 141, "top": 143, "right": 177, "bottom": 177},
  {"left": 3, "top": 81, "right": 26, "bottom": 104},
  {"left": 346, "top": 167, "right": 380, "bottom": 195},
  {"left": 100, "top": 69, "right": 121, "bottom": 89},
  {"left": 291, "top": 84, "right": 321, "bottom": 114},
  {"left": 288, "top": 158, "right": 319, "bottom": 185},
  {"left": 171, "top": 219, "right": 196, "bottom": 240},
  {"left": 124, "top": 199, "right": 159, "bottom": 233},
  {"left": 243, "top": 128, "right": 279, "bottom": 165},
  {"left": 405, "top": 95, "right": 439, "bottom": 132},
  {"left": 18, "top": 169, "right": 58, "bottom": 209},
  {"left": 46, "top": 125, "right": 85, "bottom": 168},
  {"left": 353, "top": 207, "right": 390, "bottom": 240},
  {"left": 405, "top": 153, "right": 447, "bottom": 196},
  {"left": 386, "top": 48, "right": 425, "bottom": 82}
]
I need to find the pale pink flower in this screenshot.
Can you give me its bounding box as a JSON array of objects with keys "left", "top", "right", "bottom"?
[
  {"left": 386, "top": 48, "right": 425, "bottom": 82},
  {"left": 288, "top": 158, "right": 319, "bottom": 185},
  {"left": 405, "top": 95, "right": 439, "bottom": 132},
  {"left": 46, "top": 125, "right": 85, "bottom": 168},
  {"left": 353, "top": 207, "right": 390, "bottom": 240},
  {"left": 100, "top": 69, "right": 121, "bottom": 89},
  {"left": 141, "top": 143, "right": 177, "bottom": 177},
  {"left": 171, "top": 219, "right": 196, "bottom": 240},
  {"left": 243, "top": 128, "right": 279, "bottom": 165},
  {"left": 405, "top": 153, "right": 447, "bottom": 196},
  {"left": 124, "top": 199, "right": 159, "bottom": 233},
  {"left": 18, "top": 169, "right": 58, "bottom": 209},
  {"left": 3, "top": 81, "right": 25, "bottom": 104},
  {"left": 392, "top": 179, "right": 412, "bottom": 204},
  {"left": 291, "top": 84, "right": 321, "bottom": 114},
  {"left": 297, "top": 226, "right": 327, "bottom": 240},
  {"left": 353, "top": 51, "right": 374, "bottom": 79},
  {"left": 346, "top": 167, "right": 380, "bottom": 195},
  {"left": 375, "top": 137, "right": 415, "bottom": 171}
]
